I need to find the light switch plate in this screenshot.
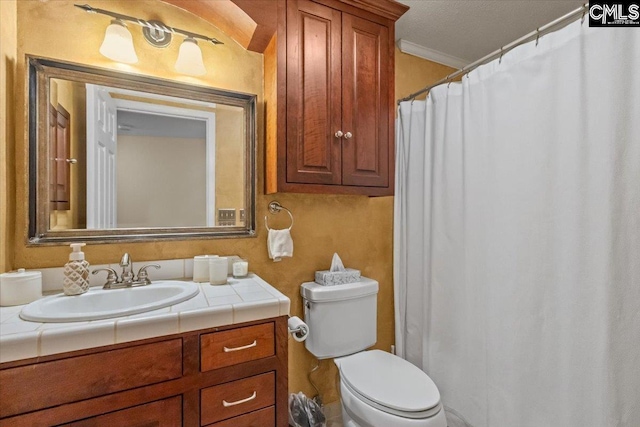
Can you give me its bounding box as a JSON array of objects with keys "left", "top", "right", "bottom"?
[{"left": 217, "top": 209, "right": 236, "bottom": 226}]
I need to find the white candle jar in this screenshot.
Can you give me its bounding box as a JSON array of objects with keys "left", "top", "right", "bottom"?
[{"left": 232, "top": 260, "right": 249, "bottom": 278}]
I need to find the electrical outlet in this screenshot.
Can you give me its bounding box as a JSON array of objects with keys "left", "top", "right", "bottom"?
[
  {"left": 239, "top": 209, "right": 246, "bottom": 222},
  {"left": 217, "top": 208, "right": 236, "bottom": 226}
]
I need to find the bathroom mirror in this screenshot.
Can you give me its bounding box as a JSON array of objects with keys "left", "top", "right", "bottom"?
[{"left": 28, "top": 56, "right": 256, "bottom": 244}]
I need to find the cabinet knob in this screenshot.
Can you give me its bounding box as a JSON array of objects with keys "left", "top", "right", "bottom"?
[
  {"left": 55, "top": 158, "right": 78, "bottom": 164},
  {"left": 344, "top": 132, "right": 353, "bottom": 139},
  {"left": 335, "top": 131, "right": 344, "bottom": 138}
]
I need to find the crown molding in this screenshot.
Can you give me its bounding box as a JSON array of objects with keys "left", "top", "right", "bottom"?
[
  {"left": 397, "top": 39, "right": 469, "bottom": 69},
  {"left": 339, "top": 0, "right": 410, "bottom": 21}
]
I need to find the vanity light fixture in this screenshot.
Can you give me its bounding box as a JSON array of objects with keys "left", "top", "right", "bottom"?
[
  {"left": 175, "top": 38, "right": 207, "bottom": 76},
  {"left": 75, "top": 4, "right": 223, "bottom": 75},
  {"left": 99, "top": 19, "right": 138, "bottom": 64}
]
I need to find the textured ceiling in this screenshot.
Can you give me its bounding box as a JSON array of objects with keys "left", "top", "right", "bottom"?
[{"left": 396, "top": 1, "right": 585, "bottom": 65}]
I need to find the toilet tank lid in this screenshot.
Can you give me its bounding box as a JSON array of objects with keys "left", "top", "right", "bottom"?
[{"left": 300, "top": 277, "right": 378, "bottom": 302}]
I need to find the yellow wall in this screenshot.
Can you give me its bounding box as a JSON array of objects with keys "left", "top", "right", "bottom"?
[
  {"left": 0, "top": 0, "right": 17, "bottom": 273},
  {"left": 395, "top": 47, "right": 456, "bottom": 101},
  {"left": 3, "top": 0, "right": 455, "bottom": 401},
  {"left": 12, "top": 0, "right": 263, "bottom": 264}
]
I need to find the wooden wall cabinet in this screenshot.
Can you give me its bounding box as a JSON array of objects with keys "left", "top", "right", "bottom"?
[
  {"left": 0, "top": 317, "right": 288, "bottom": 427},
  {"left": 266, "top": 0, "right": 408, "bottom": 196}
]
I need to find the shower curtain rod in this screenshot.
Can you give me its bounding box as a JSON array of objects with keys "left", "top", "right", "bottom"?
[{"left": 398, "top": 3, "right": 588, "bottom": 104}]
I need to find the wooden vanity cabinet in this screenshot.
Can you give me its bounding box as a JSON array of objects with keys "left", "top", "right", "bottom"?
[
  {"left": 265, "top": 0, "right": 408, "bottom": 196},
  {"left": 0, "top": 316, "right": 288, "bottom": 427}
]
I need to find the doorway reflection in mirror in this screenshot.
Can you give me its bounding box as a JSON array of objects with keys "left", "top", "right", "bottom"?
[{"left": 48, "top": 79, "right": 246, "bottom": 231}]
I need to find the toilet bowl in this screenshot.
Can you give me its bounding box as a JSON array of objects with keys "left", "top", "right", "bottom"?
[
  {"left": 301, "top": 279, "right": 448, "bottom": 427},
  {"left": 335, "top": 350, "right": 447, "bottom": 427}
]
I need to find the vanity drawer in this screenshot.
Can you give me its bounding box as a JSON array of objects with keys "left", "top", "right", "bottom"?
[
  {"left": 203, "top": 406, "right": 275, "bottom": 427},
  {"left": 200, "top": 323, "right": 275, "bottom": 371},
  {"left": 0, "top": 339, "right": 182, "bottom": 418},
  {"left": 200, "top": 372, "right": 275, "bottom": 425}
]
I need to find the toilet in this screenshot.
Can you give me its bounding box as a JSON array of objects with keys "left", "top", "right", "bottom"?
[{"left": 301, "top": 278, "right": 447, "bottom": 427}]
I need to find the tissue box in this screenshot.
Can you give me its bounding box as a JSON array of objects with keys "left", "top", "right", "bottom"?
[{"left": 315, "top": 269, "right": 361, "bottom": 286}]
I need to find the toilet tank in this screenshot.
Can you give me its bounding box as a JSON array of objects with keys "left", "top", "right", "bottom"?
[{"left": 301, "top": 278, "right": 378, "bottom": 359}]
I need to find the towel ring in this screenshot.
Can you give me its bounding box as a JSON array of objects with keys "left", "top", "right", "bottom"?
[{"left": 265, "top": 201, "right": 294, "bottom": 231}]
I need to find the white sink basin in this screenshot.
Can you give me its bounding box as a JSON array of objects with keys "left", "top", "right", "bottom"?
[{"left": 20, "top": 281, "right": 200, "bottom": 322}]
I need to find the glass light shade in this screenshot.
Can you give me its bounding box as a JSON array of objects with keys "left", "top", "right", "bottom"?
[
  {"left": 175, "top": 38, "right": 206, "bottom": 76},
  {"left": 99, "top": 20, "right": 138, "bottom": 64}
]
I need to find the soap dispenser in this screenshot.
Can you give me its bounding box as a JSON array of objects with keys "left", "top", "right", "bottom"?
[{"left": 63, "top": 243, "right": 90, "bottom": 296}]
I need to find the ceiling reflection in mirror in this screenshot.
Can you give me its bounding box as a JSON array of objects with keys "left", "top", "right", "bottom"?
[{"left": 29, "top": 57, "right": 256, "bottom": 244}]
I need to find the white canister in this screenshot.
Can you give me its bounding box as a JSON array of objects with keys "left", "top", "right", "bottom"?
[
  {"left": 193, "top": 255, "right": 217, "bottom": 282},
  {"left": 209, "top": 257, "right": 228, "bottom": 285},
  {"left": 0, "top": 269, "right": 43, "bottom": 306}
]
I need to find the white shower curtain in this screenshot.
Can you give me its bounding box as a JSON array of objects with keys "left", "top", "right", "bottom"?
[{"left": 394, "top": 20, "right": 640, "bottom": 427}]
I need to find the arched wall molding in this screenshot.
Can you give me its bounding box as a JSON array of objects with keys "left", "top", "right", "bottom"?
[{"left": 162, "top": 0, "right": 277, "bottom": 53}]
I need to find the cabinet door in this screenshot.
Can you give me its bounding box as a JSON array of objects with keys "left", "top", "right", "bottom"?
[
  {"left": 341, "top": 13, "right": 390, "bottom": 187},
  {"left": 58, "top": 396, "right": 182, "bottom": 427},
  {"left": 286, "top": 0, "right": 343, "bottom": 185}
]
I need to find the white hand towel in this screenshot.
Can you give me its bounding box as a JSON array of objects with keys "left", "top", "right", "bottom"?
[{"left": 267, "top": 229, "right": 293, "bottom": 262}]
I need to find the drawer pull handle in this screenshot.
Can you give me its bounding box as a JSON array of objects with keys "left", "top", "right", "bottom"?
[
  {"left": 222, "top": 391, "right": 257, "bottom": 407},
  {"left": 223, "top": 340, "right": 257, "bottom": 352}
]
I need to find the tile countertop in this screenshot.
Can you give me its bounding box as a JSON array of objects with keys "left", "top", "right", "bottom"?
[{"left": 0, "top": 274, "right": 290, "bottom": 364}]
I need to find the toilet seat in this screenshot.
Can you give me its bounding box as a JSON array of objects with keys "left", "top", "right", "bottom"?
[
  {"left": 335, "top": 350, "right": 441, "bottom": 419},
  {"left": 341, "top": 376, "right": 443, "bottom": 419},
  {"left": 339, "top": 380, "right": 447, "bottom": 427}
]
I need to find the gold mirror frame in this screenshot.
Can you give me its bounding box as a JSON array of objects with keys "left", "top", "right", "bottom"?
[{"left": 28, "top": 56, "right": 256, "bottom": 245}]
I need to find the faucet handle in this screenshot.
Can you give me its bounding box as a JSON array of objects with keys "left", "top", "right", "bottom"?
[
  {"left": 92, "top": 268, "right": 118, "bottom": 289},
  {"left": 136, "top": 264, "right": 161, "bottom": 285}
]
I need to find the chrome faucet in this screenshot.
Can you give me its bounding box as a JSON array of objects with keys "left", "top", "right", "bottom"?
[
  {"left": 120, "top": 253, "right": 134, "bottom": 286},
  {"left": 92, "top": 253, "right": 161, "bottom": 289}
]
